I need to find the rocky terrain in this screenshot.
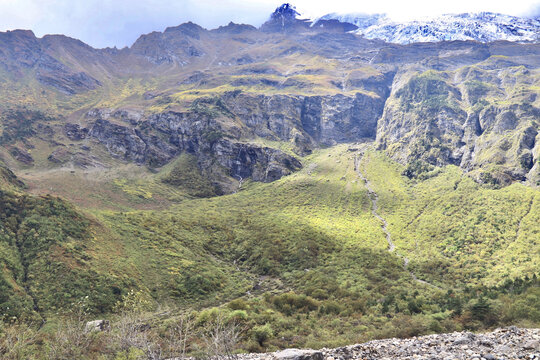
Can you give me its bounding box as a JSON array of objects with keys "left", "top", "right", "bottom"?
[
  {"left": 241, "top": 327, "right": 540, "bottom": 360},
  {"left": 0, "top": 4, "right": 538, "bottom": 191}
]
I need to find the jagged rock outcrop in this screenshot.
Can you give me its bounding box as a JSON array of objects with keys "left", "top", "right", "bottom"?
[
  {"left": 206, "top": 139, "right": 302, "bottom": 183},
  {"left": 301, "top": 93, "right": 385, "bottom": 144},
  {"left": 377, "top": 64, "right": 540, "bottom": 186},
  {"left": 9, "top": 147, "right": 34, "bottom": 165},
  {"left": 221, "top": 91, "right": 389, "bottom": 149},
  {"left": 47, "top": 147, "right": 72, "bottom": 164},
  {"left": 83, "top": 109, "right": 302, "bottom": 193},
  {"left": 64, "top": 123, "right": 88, "bottom": 140},
  {"left": 47, "top": 147, "right": 104, "bottom": 168},
  {"left": 88, "top": 119, "right": 150, "bottom": 164},
  {"left": 260, "top": 3, "right": 311, "bottom": 33},
  {"left": 377, "top": 71, "right": 468, "bottom": 166},
  {"left": 148, "top": 110, "right": 302, "bottom": 191}
]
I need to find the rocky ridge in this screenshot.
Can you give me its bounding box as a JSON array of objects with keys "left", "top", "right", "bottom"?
[
  {"left": 315, "top": 12, "right": 540, "bottom": 44},
  {"left": 236, "top": 327, "right": 540, "bottom": 360},
  {"left": 0, "top": 4, "right": 539, "bottom": 190}
]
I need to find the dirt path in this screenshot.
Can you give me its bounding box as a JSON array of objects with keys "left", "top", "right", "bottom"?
[{"left": 354, "top": 152, "right": 440, "bottom": 289}]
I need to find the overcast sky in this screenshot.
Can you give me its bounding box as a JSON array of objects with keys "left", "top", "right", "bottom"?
[{"left": 0, "top": 0, "right": 539, "bottom": 48}]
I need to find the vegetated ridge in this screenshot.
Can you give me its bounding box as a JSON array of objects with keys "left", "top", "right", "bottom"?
[{"left": 0, "top": 2, "right": 538, "bottom": 358}]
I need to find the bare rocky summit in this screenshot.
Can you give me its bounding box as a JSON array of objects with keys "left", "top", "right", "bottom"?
[{"left": 237, "top": 327, "right": 540, "bottom": 360}]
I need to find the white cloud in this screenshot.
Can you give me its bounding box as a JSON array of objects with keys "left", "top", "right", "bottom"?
[{"left": 0, "top": 0, "right": 538, "bottom": 48}]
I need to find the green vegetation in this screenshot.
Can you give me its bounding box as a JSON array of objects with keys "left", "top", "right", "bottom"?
[
  {"left": 1, "top": 144, "right": 538, "bottom": 358},
  {"left": 396, "top": 71, "right": 458, "bottom": 113},
  {"left": 357, "top": 150, "right": 539, "bottom": 286},
  {"left": 0, "top": 38, "right": 538, "bottom": 357},
  {"left": 161, "top": 153, "right": 216, "bottom": 197},
  {"left": 190, "top": 96, "right": 235, "bottom": 119},
  {"left": 0, "top": 189, "right": 127, "bottom": 321},
  {"left": 0, "top": 109, "right": 55, "bottom": 145}
]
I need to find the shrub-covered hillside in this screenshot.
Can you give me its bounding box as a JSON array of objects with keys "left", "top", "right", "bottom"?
[{"left": 1, "top": 145, "right": 538, "bottom": 358}]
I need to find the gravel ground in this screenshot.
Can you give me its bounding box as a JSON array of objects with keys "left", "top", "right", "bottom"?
[{"left": 236, "top": 327, "right": 540, "bottom": 360}]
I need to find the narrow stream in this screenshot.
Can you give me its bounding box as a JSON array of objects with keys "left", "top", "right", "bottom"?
[{"left": 354, "top": 153, "right": 440, "bottom": 289}]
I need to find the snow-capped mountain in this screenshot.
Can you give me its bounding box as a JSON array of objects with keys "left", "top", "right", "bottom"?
[
  {"left": 315, "top": 12, "right": 386, "bottom": 29},
  {"left": 314, "top": 12, "right": 540, "bottom": 44}
]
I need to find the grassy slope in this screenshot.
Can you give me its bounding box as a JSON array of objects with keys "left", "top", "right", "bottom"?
[
  {"left": 359, "top": 149, "right": 539, "bottom": 286},
  {"left": 1, "top": 143, "right": 539, "bottom": 352},
  {"left": 96, "top": 145, "right": 407, "bottom": 302},
  {"left": 92, "top": 144, "right": 538, "bottom": 349}
]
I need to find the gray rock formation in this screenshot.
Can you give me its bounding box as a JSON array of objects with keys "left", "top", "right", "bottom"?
[
  {"left": 272, "top": 349, "right": 323, "bottom": 360},
  {"left": 237, "top": 327, "right": 540, "bottom": 360},
  {"left": 82, "top": 108, "right": 302, "bottom": 193},
  {"left": 85, "top": 320, "right": 110, "bottom": 333},
  {"left": 64, "top": 123, "right": 88, "bottom": 141},
  {"left": 221, "top": 90, "right": 389, "bottom": 149},
  {"left": 77, "top": 85, "right": 391, "bottom": 192},
  {"left": 377, "top": 66, "right": 540, "bottom": 186}
]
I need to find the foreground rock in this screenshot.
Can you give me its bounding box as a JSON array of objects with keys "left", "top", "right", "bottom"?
[
  {"left": 85, "top": 319, "right": 110, "bottom": 333},
  {"left": 238, "top": 327, "right": 539, "bottom": 360}
]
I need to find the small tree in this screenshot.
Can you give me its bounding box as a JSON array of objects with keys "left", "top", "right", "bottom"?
[
  {"left": 251, "top": 324, "right": 273, "bottom": 348},
  {"left": 163, "top": 315, "right": 194, "bottom": 359},
  {"left": 202, "top": 315, "right": 242, "bottom": 360},
  {"left": 113, "top": 310, "right": 161, "bottom": 359},
  {"left": 0, "top": 322, "right": 36, "bottom": 360},
  {"left": 470, "top": 297, "right": 491, "bottom": 321}
]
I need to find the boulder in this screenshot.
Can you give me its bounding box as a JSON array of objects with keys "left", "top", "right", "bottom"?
[
  {"left": 453, "top": 332, "right": 476, "bottom": 345},
  {"left": 64, "top": 123, "right": 88, "bottom": 141},
  {"left": 272, "top": 349, "right": 324, "bottom": 360},
  {"left": 522, "top": 340, "right": 540, "bottom": 351},
  {"left": 85, "top": 319, "right": 110, "bottom": 332}
]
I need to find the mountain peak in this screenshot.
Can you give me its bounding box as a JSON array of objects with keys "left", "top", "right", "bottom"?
[
  {"left": 261, "top": 3, "right": 311, "bottom": 32},
  {"left": 211, "top": 22, "right": 257, "bottom": 34},
  {"left": 271, "top": 3, "right": 300, "bottom": 20},
  {"left": 164, "top": 21, "right": 206, "bottom": 38}
]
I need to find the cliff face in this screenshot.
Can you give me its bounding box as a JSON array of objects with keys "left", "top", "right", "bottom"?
[
  {"left": 83, "top": 108, "right": 302, "bottom": 193},
  {"left": 377, "top": 60, "right": 540, "bottom": 186},
  {"left": 0, "top": 15, "right": 538, "bottom": 189},
  {"left": 221, "top": 91, "right": 389, "bottom": 147}
]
